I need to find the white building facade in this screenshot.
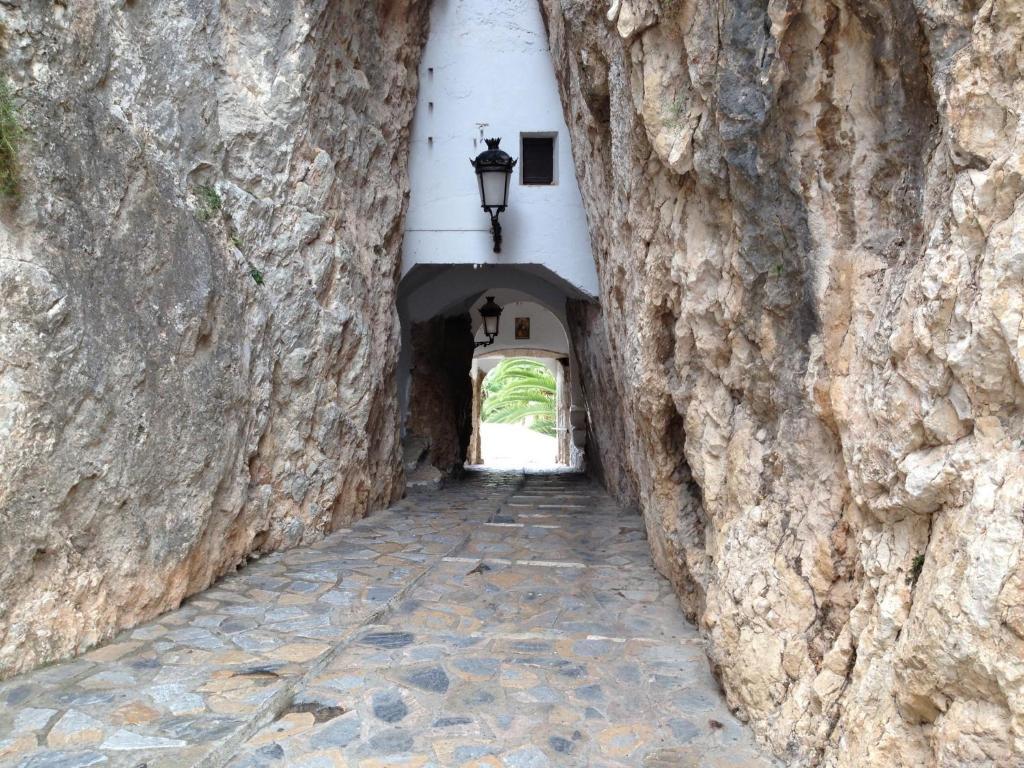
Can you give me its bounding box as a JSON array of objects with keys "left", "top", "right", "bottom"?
[
  {"left": 401, "top": 0, "right": 598, "bottom": 297},
  {"left": 398, "top": 0, "right": 597, "bottom": 461}
]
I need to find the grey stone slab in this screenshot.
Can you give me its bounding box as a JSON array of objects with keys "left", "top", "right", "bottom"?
[
  {"left": 13, "top": 707, "right": 58, "bottom": 733},
  {"left": 100, "top": 729, "right": 187, "bottom": 750},
  {"left": 158, "top": 715, "right": 244, "bottom": 741},
  {"left": 358, "top": 631, "right": 414, "bottom": 649},
  {"left": 548, "top": 735, "right": 575, "bottom": 754},
  {"left": 433, "top": 716, "right": 473, "bottom": 727},
  {"left": 372, "top": 690, "right": 409, "bottom": 723},
  {"left": 452, "top": 657, "right": 500, "bottom": 676},
  {"left": 48, "top": 709, "right": 107, "bottom": 742},
  {"left": 502, "top": 745, "right": 551, "bottom": 767},
  {"left": 308, "top": 714, "right": 362, "bottom": 749},
  {"left": 455, "top": 744, "right": 499, "bottom": 760},
  {"left": 365, "top": 728, "right": 414, "bottom": 754},
  {"left": 17, "top": 751, "right": 109, "bottom": 768},
  {"left": 403, "top": 666, "right": 449, "bottom": 693}
]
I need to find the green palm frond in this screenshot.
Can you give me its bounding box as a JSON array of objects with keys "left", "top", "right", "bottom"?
[{"left": 481, "top": 359, "right": 557, "bottom": 437}]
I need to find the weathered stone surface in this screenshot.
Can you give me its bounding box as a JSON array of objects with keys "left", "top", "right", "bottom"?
[
  {"left": 1, "top": 0, "right": 1020, "bottom": 765},
  {"left": 0, "top": 0, "right": 428, "bottom": 678},
  {"left": 467, "top": 369, "right": 486, "bottom": 466},
  {"left": 566, "top": 300, "right": 640, "bottom": 508},
  {"left": 372, "top": 689, "right": 409, "bottom": 723},
  {"left": 543, "top": 0, "right": 1024, "bottom": 765},
  {"left": 405, "top": 314, "right": 475, "bottom": 476}
]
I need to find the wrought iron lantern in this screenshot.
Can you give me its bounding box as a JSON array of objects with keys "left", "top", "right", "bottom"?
[
  {"left": 471, "top": 138, "right": 517, "bottom": 253},
  {"left": 474, "top": 296, "right": 503, "bottom": 349}
]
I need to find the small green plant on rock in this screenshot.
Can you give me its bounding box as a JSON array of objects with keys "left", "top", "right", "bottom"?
[
  {"left": 0, "top": 77, "right": 23, "bottom": 200},
  {"left": 195, "top": 184, "right": 222, "bottom": 221},
  {"left": 666, "top": 93, "right": 686, "bottom": 128},
  {"left": 249, "top": 267, "right": 264, "bottom": 286}
]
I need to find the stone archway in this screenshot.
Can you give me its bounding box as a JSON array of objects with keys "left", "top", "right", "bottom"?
[{"left": 397, "top": 267, "right": 589, "bottom": 485}]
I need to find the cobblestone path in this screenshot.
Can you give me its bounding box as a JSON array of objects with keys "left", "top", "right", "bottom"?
[{"left": 0, "top": 471, "right": 777, "bottom": 768}]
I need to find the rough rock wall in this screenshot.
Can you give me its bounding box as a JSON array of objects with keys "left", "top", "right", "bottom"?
[
  {"left": 566, "top": 299, "right": 640, "bottom": 507},
  {"left": 0, "top": 0, "right": 427, "bottom": 679},
  {"left": 468, "top": 369, "right": 486, "bottom": 466},
  {"left": 555, "top": 357, "right": 572, "bottom": 465},
  {"left": 406, "top": 314, "right": 475, "bottom": 475},
  {"left": 543, "top": 0, "right": 1023, "bottom": 765}
]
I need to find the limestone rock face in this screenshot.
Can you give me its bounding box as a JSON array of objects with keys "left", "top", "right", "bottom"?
[
  {"left": 543, "top": 0, "right": 1023, "bottom": 764},
  {"left": 0, "top": 0, "right": 427, "bottom": 678},
  {"left": 567, "top": 299, "right": 641, "bottom": 508}
]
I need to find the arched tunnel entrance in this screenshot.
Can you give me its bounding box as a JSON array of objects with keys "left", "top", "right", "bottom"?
[
  {"left": 467, "top": 294, "right": 575, "bottom": 470},
  {"left": 469, "top": 353, "right": 570, "bottom": 470},
  {"left": 397, "top": 264, "right": 588, "bottom": 487}
]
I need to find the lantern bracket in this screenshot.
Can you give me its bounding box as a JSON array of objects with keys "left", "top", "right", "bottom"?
[
  {"left": 473, "top": 295, "right": 503, "bottom": 349},
  {"left": 489, "top": 213, "right": 502, "bottom": 254}
]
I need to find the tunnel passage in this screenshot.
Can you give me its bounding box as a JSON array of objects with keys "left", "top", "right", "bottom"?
[
  {"left": 468, "top": 296, "right": 576, "bottom": 469},
  {"left": 0, "top": 469, "right": 778, "bottom": 767},
  {"left": 1, "top": 0, "right": 1018, "bottom": 763},
  {"left": 397, "top": 264, "right": 592, "bottom": 486}
]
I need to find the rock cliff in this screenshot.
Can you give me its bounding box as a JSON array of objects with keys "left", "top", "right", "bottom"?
[
  {"left": 0, "top": 0, "right": 427, "bottom": 678},
  {"left": 544, "top": 0, "right": 1023, "bottom": 764},
  {"left": 2, "top": 0, "right": 1022, "bottom": 763}
]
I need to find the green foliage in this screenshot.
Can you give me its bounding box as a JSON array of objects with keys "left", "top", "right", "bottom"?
[
  {"left": 481, "top": 359, "right": 557, "bottom": 437},
  {"left": 249, "top": 267, "right": 264, "bottom": 286},
  {"left": 664, "top": 93, "right": 686, "bottom": 128},
  {"left": 0, "top": 77, "right": 23, "bottom": 200},
  {"left": 196, "top": 184, "right": 222, "bottom": 221},
  {"left": 908, "top": 554, "right": 925, "bottom": 587}
]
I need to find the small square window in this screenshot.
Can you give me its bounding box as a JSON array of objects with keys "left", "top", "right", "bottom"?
[{"left": 521, "top": 134, "right": 556, "bottom": 185}]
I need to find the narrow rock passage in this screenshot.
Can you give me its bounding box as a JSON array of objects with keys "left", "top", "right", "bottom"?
[{"left": 0, "top": 472, "right": 775, "bottom": 767}]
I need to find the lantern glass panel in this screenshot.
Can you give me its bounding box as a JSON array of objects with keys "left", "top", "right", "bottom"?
[
  {"left": 483, "top": 312, "right": 500, "bottom": 338},
  {"left": 480, "top": 169, "right": 509, "bottom": 210}
]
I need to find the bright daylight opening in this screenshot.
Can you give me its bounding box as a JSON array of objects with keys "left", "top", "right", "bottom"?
[
  {"left": 477, "top": 357, "right": 561, "bottom": 469},
  {"left": 462, "top": 292, "right": 577, "bottom": 472}
]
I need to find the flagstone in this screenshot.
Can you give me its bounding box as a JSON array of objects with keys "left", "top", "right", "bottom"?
[
  {"left": 83, "top": 641, "right": 141, "bottom": 663},
  {"left": 270, "top": 642, "right": 331, "bottom": 663},
  {"left": 0, "top": 471, "right": 776, "bottom": 768},
  {"left": 0, "top": 735, "right": 37, "bottom": 761},
  {"left": 111, "top": 700, "right": 162, "bottom": 724},
  {"left": 101, "top": 728, "right": 187, "bottom": 750},
  {"left": 46, "top": 710, "right": 106, "bottom": 749}
]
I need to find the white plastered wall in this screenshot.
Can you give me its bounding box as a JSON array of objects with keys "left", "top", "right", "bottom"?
[{"left": 401, "top": 0, "right": 599, "bottom": 298}]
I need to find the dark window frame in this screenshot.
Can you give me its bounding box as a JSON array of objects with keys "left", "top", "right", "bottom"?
[{"left": 520, "top": 132, "right": 557, "bottom": 186}]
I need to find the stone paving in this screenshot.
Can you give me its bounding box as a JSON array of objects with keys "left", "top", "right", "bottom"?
[{"left": 0, "top": 470, "right": 778, "bottom": 768}]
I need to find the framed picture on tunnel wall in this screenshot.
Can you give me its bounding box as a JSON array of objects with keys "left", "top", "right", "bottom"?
[{"left": 515, "top": 317, "right": 530, "bottom": 340}]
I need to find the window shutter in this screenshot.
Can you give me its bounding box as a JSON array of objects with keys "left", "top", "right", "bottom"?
[{"left": 522, "top": 137, "right": 555, "bottom": 185}]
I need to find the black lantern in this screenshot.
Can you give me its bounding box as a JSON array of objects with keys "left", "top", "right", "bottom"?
[
  {"left": 471, "top": 138, "right": 517, "bottom": 253},
  {"left": 474, "top": 296, "right": 503, "bottom": 348}
]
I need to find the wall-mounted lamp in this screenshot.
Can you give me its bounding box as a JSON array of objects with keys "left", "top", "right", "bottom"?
[
  {"left": 471, "top": 138, "right": 517, "bottom": 253},
  {"left": 474, "top": 296, "right": 503, "bottom": 349}
]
